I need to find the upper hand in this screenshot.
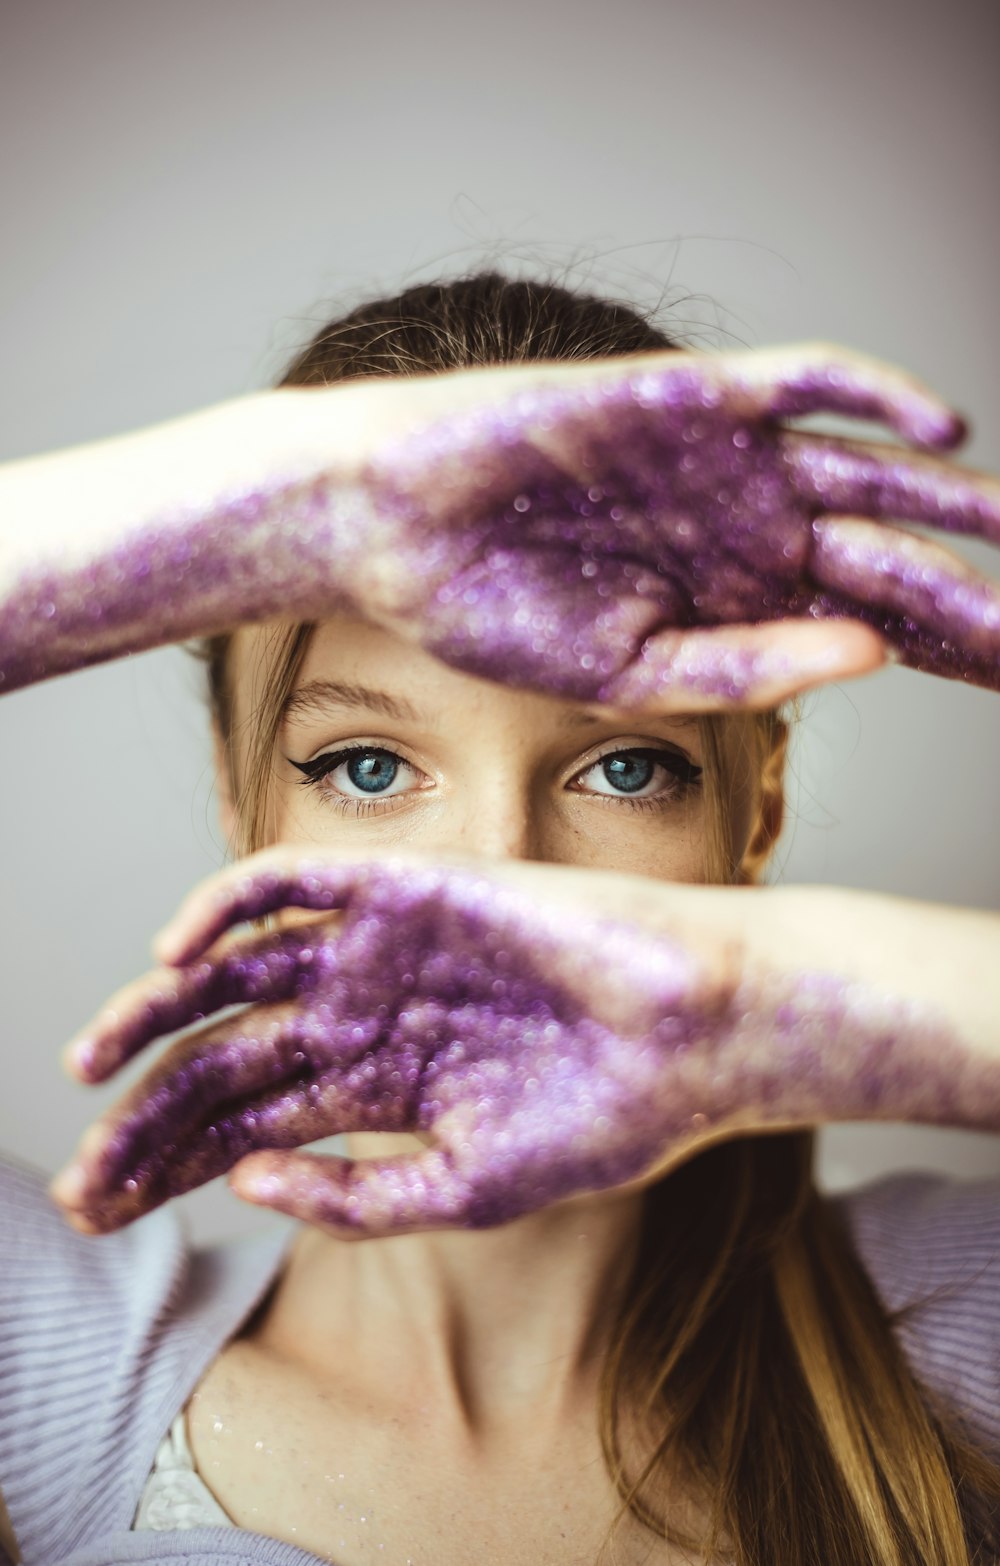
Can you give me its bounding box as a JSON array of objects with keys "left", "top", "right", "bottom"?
[
  {"left": 6, "top": 343, "right": 1000, "bottom": 707},
  {"left": 345, "top": 342, "right": 1000, "bottom": 703}
]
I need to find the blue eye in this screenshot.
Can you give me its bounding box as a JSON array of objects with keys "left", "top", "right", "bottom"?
[
  {"left": 288, "top": 746, "right": 414, "bottom": 799},
  {"left": 285, "top": 742, "right": 701, "bottom": 815},
  {"left": 602, "top": 753, "right": 655, "bottom": 794},
  {"left": 576, "top": 747, "right": 702, "bottom": 801},
  {"left": 342, "top": 751, "right": 399, "bottom": 794}
]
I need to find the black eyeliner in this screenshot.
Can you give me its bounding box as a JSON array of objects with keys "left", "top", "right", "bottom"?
[{"left": 286, "top": 744, "right": 396, "bottom": 786}]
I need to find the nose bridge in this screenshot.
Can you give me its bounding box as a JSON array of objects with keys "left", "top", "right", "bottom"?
[{"left": 452, "top": 763, "right": 546, "bottom": 862}]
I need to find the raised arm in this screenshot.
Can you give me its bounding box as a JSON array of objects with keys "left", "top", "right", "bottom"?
[
  {"left": 0, "top": 387, "right": 367, "bottom": 685},
  {"left": 49, "top": 852, "right": 1000, "bottom": 1236},
  {"left": 4, "top": 345, "right": 999, "bottom": 706}
]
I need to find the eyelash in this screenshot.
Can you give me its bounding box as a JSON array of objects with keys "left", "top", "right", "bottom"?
[{"left": 287, "top": 743, "right": 703, "bottom": 818}]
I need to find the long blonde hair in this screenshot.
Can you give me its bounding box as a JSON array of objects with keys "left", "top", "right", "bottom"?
[{"left": 198, "top": 272, "right": 1000, "bottom": 1563}]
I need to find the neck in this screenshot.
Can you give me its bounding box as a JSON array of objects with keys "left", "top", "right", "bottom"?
[{"left": 257, "top": 1132, "right": 645, "bottom": 1446}]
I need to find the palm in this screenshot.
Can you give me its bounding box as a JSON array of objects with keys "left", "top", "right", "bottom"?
[
  {"left": 60, "top": 859, "right": 721, "bottom": 1233},
  {"left": 358, "top": 354, "right": 1000, "bottom": 696},
  {"left": 58, "top": 853, "right": 997, "bottom": 1237},
  {"left": 7, "top": 346, "right": 1000, "bottom": 702}
]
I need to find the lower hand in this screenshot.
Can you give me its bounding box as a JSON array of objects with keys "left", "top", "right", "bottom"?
[{"left": 49, "top": 850, "right": 995, "bottom": 1237}]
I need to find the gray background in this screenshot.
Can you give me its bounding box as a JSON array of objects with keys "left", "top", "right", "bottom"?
[{"left": 1, "top": 0, "right": 997, "bottom": 1245}]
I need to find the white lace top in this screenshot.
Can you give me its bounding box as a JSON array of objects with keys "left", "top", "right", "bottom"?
[{"left": 132, "top": 1409, "right": 236, "bottom": 1531}]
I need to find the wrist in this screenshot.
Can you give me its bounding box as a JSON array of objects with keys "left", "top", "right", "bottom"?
[{"left": 746, "top": 883, "right": 1000, "bottom": 1062}]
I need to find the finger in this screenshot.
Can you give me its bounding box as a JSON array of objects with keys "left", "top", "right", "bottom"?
[
  {"left": 784, "top": 435, "right": 1000, "bottom": 546},
  {"left": 715, "top": 342, "right": 966, "bottom": 452},
  {"left": 534, "top": 345, "right": 964, "bottom": 453},
  {"left": 229, "top": 1144, "right": 487, "bottom": 1238},
  {"left": 810, "top": 518, "right": 1000, "bottom": 689},
  {"left": 68, "top": 1072, "right": 371, "bottom": 1232},
  {"left": 436, "top": 343, "right": 966, "bottom": 451},
  {"left": 54, "top": 1010, "right": 314, "bottom": 1207},
  {"left": 598, "top": 617, "right": 886, "bottom": 710},
  {"left": 154, "top": 851, "right": 411, "bottom": 968},
  {"left": 64, "top": 925, "right": 323, "bottom": 1083},
  {"left": 51, "top": 1012, "right": 401, "bottom": 1230},
  {"left": 387, "top": 346, "right": 966, "bottom": 522}
]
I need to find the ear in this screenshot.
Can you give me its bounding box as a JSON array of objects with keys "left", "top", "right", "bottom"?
[
  {"left": 746, "top": 782, "right": 784, "bottom": 864},
  {"left": 212, "top": 721, "right": 238, "bottom": 848},
  {"left": 737, "top": 730, "right": 787, "bottom": 882}
]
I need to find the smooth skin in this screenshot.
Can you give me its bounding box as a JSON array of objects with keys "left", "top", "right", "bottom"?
[
  {"left": 53, "top": 622, "right": 1000, "bottom": 1238},
  {"left": 47, "top": 615, "right": 1000, "bottom": 1566},
  {"left": 1, "top": 343, "right": 998, "bottom": 1563}
]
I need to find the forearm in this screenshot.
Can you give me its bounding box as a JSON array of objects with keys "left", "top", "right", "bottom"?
[
  {"left": 0, "top": 386, "right": 379, "bottom": 692},
  {"left": 604, "top": 881, "right": 999, "bottom": 1197},
  {"left": 759, "top": 885, "right": 998, "bottom": 1063},
  {"left": 705, "top": 884, "right": 1000, "bottom": 1140},
  {"left": 0, "top": 362, "right": 556, "bottom": 696}
]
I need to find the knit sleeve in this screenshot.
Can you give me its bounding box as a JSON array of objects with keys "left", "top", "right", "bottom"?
[
  {"left": 0, "top": 1150, "right": 187, "bottom": 1561},
  {"left": 833, "top": 1171, "right": 1000, "bottom": 1459},
  {"left": 0, "top": 1148, "right": 295, "bottom": 1566}
]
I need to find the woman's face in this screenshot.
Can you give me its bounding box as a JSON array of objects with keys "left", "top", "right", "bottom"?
[
  {"left": 217, "top": 615, "right": 758, "bottom": 1182},
  {"left": 225, "top": 616, "right": 741, "bottom": 882}
]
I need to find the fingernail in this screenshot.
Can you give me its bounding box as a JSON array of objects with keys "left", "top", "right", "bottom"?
[
  {"left": 49, "top": 1161, "right": 88, "bottom": 1205},
  {"left": 62, "top": 1208, "right": 102, "bottom": 1235},
  {"left": 926, "top": 408, "right": 968, "bottom": 452},
  {"left": 152, "top": 927, "right": 179, "bottom": 963},
  {"left": 230, "top": 1165, "right": 282, "bottom": 1203},
  {"left": 796, "top": 646, "right": 844, "bottom": 675},
  {"left": 61, "top": 1037, "right": 98, "bottom": 1081}
]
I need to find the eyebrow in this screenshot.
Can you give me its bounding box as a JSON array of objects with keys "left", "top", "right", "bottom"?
[
  {"left": 281, "top": 680, "right": 425, "bottom": 725},
  {"left": 281, "top": 678, "right": 700, "bottom": 734}
]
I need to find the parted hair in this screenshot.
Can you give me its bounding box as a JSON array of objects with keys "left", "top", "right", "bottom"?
[{"left": 200, "top": 270, "right": 1000, "bottom": 1565}]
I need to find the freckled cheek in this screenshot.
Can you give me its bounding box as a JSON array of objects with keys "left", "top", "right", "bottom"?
[
  {"left": 554, "top": 801, "right": 709, "bottom": 884},
  {"left": 266, "top": 785, "right": 710, "bottom": 883},
  {"left": 267, "top": 779, "right": 391, "bottom": 849},
  {"left": 270, "top": 783, "right": 324, "bottom": 846}
]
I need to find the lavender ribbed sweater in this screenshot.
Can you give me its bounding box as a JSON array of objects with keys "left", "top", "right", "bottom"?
[{"left": 1, "top": 1152, "right": 997, "bottom": 1565}]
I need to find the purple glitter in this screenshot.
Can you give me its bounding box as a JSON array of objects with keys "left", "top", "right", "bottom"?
[
  {"left": 4, "top": 354, "right": 998, "bottom": 700},
  {"left": 61, "top": 861, "right": 999, "bottom": 1236}
]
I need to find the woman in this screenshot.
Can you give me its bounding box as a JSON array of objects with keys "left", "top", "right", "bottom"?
[{"left": 1, "top": 273, "right": 999, "bottom": 1565}]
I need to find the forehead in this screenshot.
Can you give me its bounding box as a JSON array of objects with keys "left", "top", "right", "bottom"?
[
  {"left": 264, "top": 616, "right": 702, "bottom": 742},
  {"left": 222, "top": 617, "right": 764, "bottom": 856}
]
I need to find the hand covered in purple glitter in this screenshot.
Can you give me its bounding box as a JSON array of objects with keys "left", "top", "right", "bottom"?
[
  {"left": 359, "top": 344, "right": 1000, "bottom": 700},
  {"left": 7, "top": 344, "right": 1000, "bottom": 703},
  {"left": 50, "top": 850, "right": 998, "bottom": 1237}
]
